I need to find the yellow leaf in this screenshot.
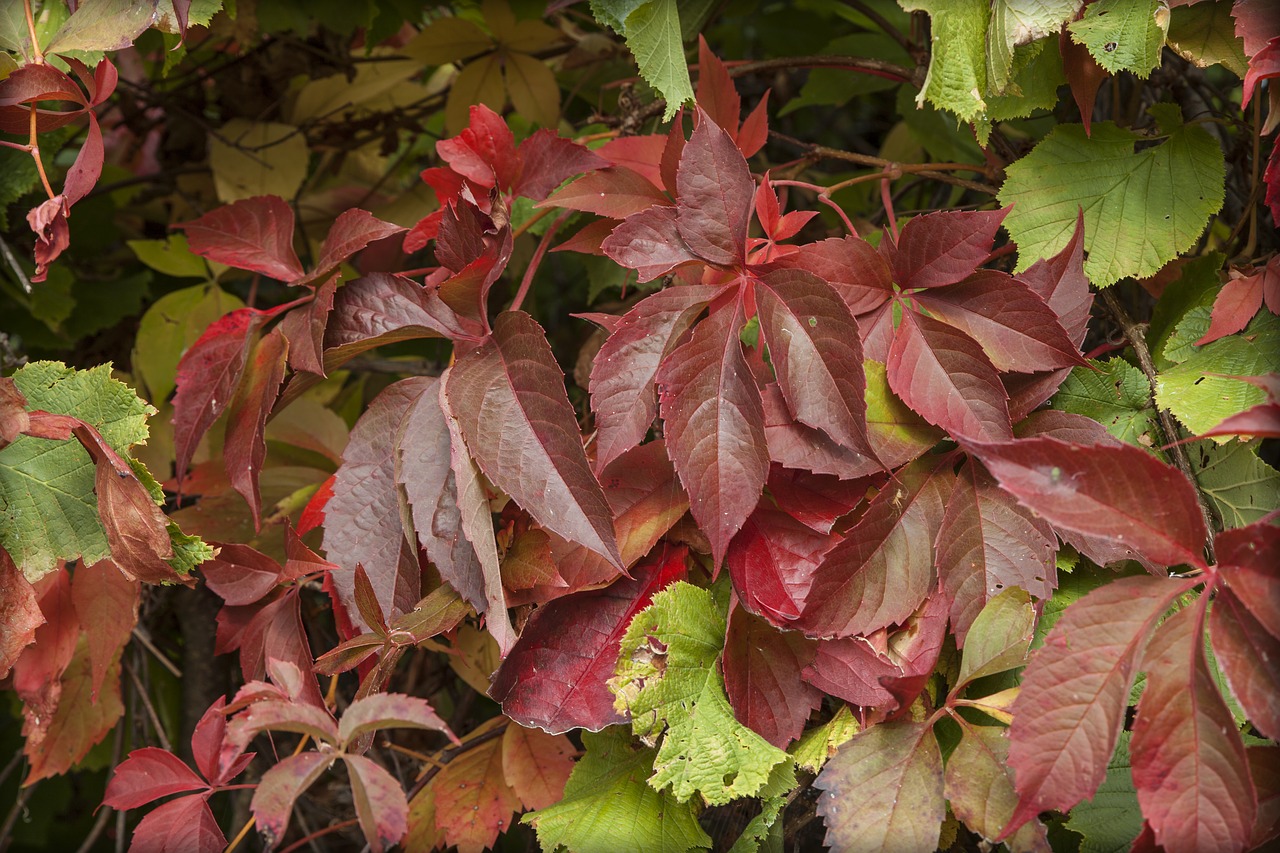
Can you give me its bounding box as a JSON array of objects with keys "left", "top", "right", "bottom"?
[
  {"left": 289, "top": 54, "right": 426, "bottom": 124},
  {"left": 446, "top": 53, "right": 506, "bottom": 133},
  {"left": 505, "top": 52, "right": 560, "bottom": 128},
  {"left": 209, "top": 119, "right": 308, "bottom": 203},
  {"left": 403, "top": 15, "right": 492, "bottom": 65}
]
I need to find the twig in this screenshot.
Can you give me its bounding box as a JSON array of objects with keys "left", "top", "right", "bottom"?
[
  {"left": 841, "top": 0, "right": 914, "bottom": 54},
  {"left": 725, "top": 54, "right": 918, "bottom": 86},
  {"left": 769, "top": 131, "right": 997, "bottom": 194},
  {"left": 510, "top": 211, "right": 571, "bottom": 313},
  {"left": 1100, "top": 289, "right": 1220, "bottom": 564},
  {"left": 123, "top": 656, "right": 173, "bottom": 753},
  {"left": 75, "top": 719, "right": 127, "bottom": 853},
  {"left": 278, "top": 819, "right": 360, "bottom": 853},
  {"left": 132, "top": 626, "right": 183, "bottom": 678},
  {"left": 406, "top": 719, "right": 509, "bottom": 801},
  {"left": 0, "top": 234, "right": 32, "bottom": 296}
]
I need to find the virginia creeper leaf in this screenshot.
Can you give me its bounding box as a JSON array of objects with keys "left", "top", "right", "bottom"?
[
  {"left": 431, "top": 719, "right": 521, "bottom": 853},
  {"left": 224, "top": 327, "right": 288, "bottom": 529},
  {"left": 955, "top": 586, "right": 1036, "bottom": 688},
  {"left": 501, "top": 723, "right": 575, "bottom": 811},
  {"left": 343, "top": 753, "right": 409, "bottom": 853},
  {"left": 71, "top": 558, "right": 138, "bottom": 699},
  {"left": 127, "top": 794, "right": 225, "bottom": 853},
  {"left": 675, "top": 114, "right": 753, "bottom": 266},
  {"left": 767, "top": 236, "right": 893, "bottom": 315},
  {"left": 726, "top": 505, "right": 832, "bottom": 625},
  {"left": 103, "top": 748, "right": 208, "bottom": 810},
  {"left": 722, "top": 605, "right": 822, "bottom": 748},
  {"left": 0, "top": 547, "right": 40, "bottom": 678},
  {"left": 601, "top": 0, "right": 695, "bottom": 122},
  {"left": 177, "top": 196, "right": 304, "bottom": 282},
  {"left": 890, "top": 208, "right": 1009, "bottom": 291},
  {"left": 311, "top": 208, "right": 406, "bottom": 278},
  {"left": 251, "top": 752, "right": 332, "bottom": 850},
  {"left": 542, "top": 166, "right": 669, "bottom": 219},
  {"left": 1216, "top": 520, "right": 1280, "bottom": 642},
  {"left": 761, "top": 383, "right": 882, "bottom": 480},
  {"left": 1209, "top": 587, "right": 1280, "bottom": 741},
  {"left": 323, "top": 273, "right": 483, "bottom": 367},
  {"left": 601, "top": 204, "right": 700, "bottom": 281},
  {"left": 24, "top": 635, "right": 123, "bottom": 784},
  {"left": 945, "top": 720, "right": 1051, "bottom": 853},
  {"left": 338, "top": 693, "right": 456, "bottom": 748},
  {"left": 802, "top": 636, "right": 899, "bottom": 709}
]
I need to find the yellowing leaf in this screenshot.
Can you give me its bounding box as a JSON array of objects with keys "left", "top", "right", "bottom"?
[
  {"left": 209, "top": 119, "right": 309, "bottom": 203},
  {"left": 505, "top": 52, "right": 560, "bottom": 129},
  {"left": 446, "top": 53, "right": 506, "bottom": 134},
  {"left": 403, "top": 15, "right": 492, "bottom": 65}
]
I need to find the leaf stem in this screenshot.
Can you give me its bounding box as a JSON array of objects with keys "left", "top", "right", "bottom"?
[
  {"left": 769, "top": 131, "right": 997, "bottom": 194},
  {"left": 23, "top": 0, "right": 43, "bottom": 65},
  {"left": 29, "top": 105, "right": 56, "bottom": 200},
  {"left": 509, "top": 210, "right": 571, "bottom": 313}
]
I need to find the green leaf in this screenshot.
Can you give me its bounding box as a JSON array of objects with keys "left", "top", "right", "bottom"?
[
  {"left": 610, "top": 582, "right": 796, "bottom": 806},
  {"left": 978, "top": 38, "right": 1064, "bottom": 143},
  {"left": 1189, "top": 440, "right": 1280, "bottom": 529},
  {"left": 987, "top": 0, "right": 1079, "bottom": 94},
  {"left": 1064, "top": 732, "right": 1144, "bottom": 853},
  {"left": 1155, "top": 312, "right": 1278, "bottom": 438},
  {"left": 1000, "top": 105, "right": 1225, "bottom": 287},
  {"left": 1166, "top": 0, "right": 1247, "bottom": 78},
  {"left": 166, "top": 523, "right": 217, "bottom": 575},
  {"left": 593, "top": 0, "right": 694, "bottom": 121},
  {"left": 526, "top": 727, "right": 711, "bottom": 853},
  {"left": 1050, "top": 358, "right": 1160, "bottom": 450},
  {"left": 901, "top": 0, "right": 988, "bottom": 123},
  {"left": 0, "top": 362, "right": 153, "bottom": 580},
  {"left": 127, "top": 234, "right": 211, "bottom": 280},
  {"left": 726, "top": 761, "right": 794, "bottom": 853},
  {"left": 131, "top": 284, "right": 245, "bottom": 403},
  {"left": 957, "top": 587, "right": 1036, "bottom": 687},
  {"left": 1067, "top": 0, "right": 1168, "bottom": 78},
  {"left": 1147, "top": 253, "right": 1222, "bottom": 368}
]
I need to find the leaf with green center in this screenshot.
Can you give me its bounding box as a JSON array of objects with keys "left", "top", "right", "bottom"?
[
  {"left": 1189, "top": 440, "right": 1280, "bottom": 529},
  {"left": 610, "top": 582, "right": 795, "bottom": 805},
  {"left": 814, "top": 721, "right": 944, "bottom": 853},
  {"left": 956, "top": 586, "right": 1037, "bottom": 687},
  {"left": 1050, "top": 358, "right": 1160, "bottom": 450},
  {"left": 945, "top": 720, "right": 1051, "bottom": 852},
  {"left": 0, "top": 362, "right": 153, "bottom": 580},
  {"left": 1068, "top": 0, "right": 1167, "bottom": 78},
  {"left": 525, "top": 727, "right": 711, "bottom": 852},
  {"left": 1000, "top": 105, "right": 1225, "bottom": 287}
]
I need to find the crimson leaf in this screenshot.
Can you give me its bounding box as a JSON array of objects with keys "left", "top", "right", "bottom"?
[
  {"left": 103, "top": 748, "right": 208, "bottom": 810},
  {"left": 177, "top": 196, "right": 304, "bottom": 282},
  {"left": 675, "top": 113, "right": 754, "bottom": 266},
  {"left": 224, "top": 327, "right": 288, "bottom": 529},
  {"left": 722, "top": 605, "right": 821, "bottom": 748},
  {"left": 888, "top": 207, "right": 1009, "bottom": 290}
]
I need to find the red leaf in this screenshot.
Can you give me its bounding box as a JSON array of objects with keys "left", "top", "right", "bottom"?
[
  {"left": 766, "top": 465, "right": 871, "bottom": 534},
  {"left": 353, "top": 565, "right": 388, "bottom": 636},
  {"left": 737, "top": 91, "right": 770, "bottom": 159},
  {"left": 1243, "top": 37, "right": 1280, "bottom": 109},
  {"left": 675, "top": 113, "right": 754, "bottom": 266},
  {"left": 501, "top": 724, "right": 576, "bottom": 810},
  {"left": 1197, "top": 402, "right": 1280, "bottom": 440},
  {"left": 803, "top": 635, "right": 899, "bottom": 708},
  {"left": 601, "top": 205, "right": 701, "bottom": 281},
  {"left": 1209, "top": 587, "right": 1280, "bottom": 740},
  {"left": 596, "top": 134, "right": 666, "bottom": 188},
  {"left": 227, "top": 699, "right": 339, "bottom": 755},
  {"left": 657, "top": 299, "right": 768, "bottom": 566},
  {"left": 696, "top": 36, "right": 741, "bottom": 139},
  {"left": 191, "top": 696, "right": 248, "bottom": 786},
  {"left": 128, "top": 793, "right": 226, "bottom": 853},
  {"left": 23, "top": 636, "right": 124, "bottom": 784},
  {"left": 176, "top": 196, "right": 304, "bottom": 282},
  {"left": 588, "top": 285, "right": 721, "bottom": 471},
  {"left": 722, "top": 605, "right": 821, "bottom": 747},
  {"left": 1266, "top": 143, "right": 1280, "bottom": 227},
  {"left": 13, "top": 569, "right": 78, "bottom": 713},
  {"left": 889, "top": 208, "right": 1008, "bottom": 290},
  {"left": 795, "top": 458, "right": 951, "bottom": 638},
  {"left": 969, "top": 436, "right": 1210, "bottom": 570},
  {"left": 172, "top": 308, "right": 266, "bottom": 486},
  {"left": 324, "top": 273, "right": 484, "bottom": 367},
  {"left": 279, "top": 273, "right": 338, "bottom": 376},
  {"left": 71, "top": 559, "right": 138, "bottom": 699},
  {"left": 1131, "top": 604, "right": 1256, "bottom": 853},
  {"left": 338, "top": 693, "right": 456, "bottom": 747},
  {"left": 343, "top": 754, "right": 410, "bottom": 853},
  {"left": 431, "top": 721, "right": 521, "bottom": 853},
  {"left": 945, "top": 720, "right": 1051, "bottom": 853},
  {"left": 26, "top": 195, "right": 70, "bottom": 283},
  {"left": 542, "top": 166, "right": 671, "bottom": 219},
  {"left": 761, "top": 384, "right": 882, "bottom": 479},
  {"left": 1002, "top": 575, "right": 1193, "bottom": 836},
  {"left": 225, "top": 590, "right": 324, "bottom": 709},
  {"left": 312, "top": 209, "right": 407, "bottom": 276},
  {"left": 446, "top": 311, "right": 621, "bottom": 569},
  {"left": 935, "top": 464, "right": 1056, "bottom": 645},
  {"left": 324, "top": 378, "right": 428, "bottom": 628},
  {"left": 1016, "top": 210, "right": 1092, "bottom": 348},
  {"left": 202, "top": 543, "right": 285, "bottom": 606},
  {"left": 1217, "top": 521, "right": 1280, "bottom": 641},
  {"left": 63, "top": 112, "right": 104, "bottom": 207},
  {"left": 1061, "top": 27, "right": 1109, "bottom": 134},
  {"left": 769, "top": 236, "right": 894, "bottom": 315},
  {"left": 0, "top": 547, "right": 42, "bottom": 678},
  {"left": 513, "top": 129, "right": 609, "bottom": 201},
  {"left": 489, "top": 545, "right": 687, "bottom": 733},
  {"left": 1248, "top": 745, "right": 1280, "bottom": 849},
  {"left": 225, "top": 327, "right": 288, "bottom": 529},
  {"left": 887, "top": 307, "right": 1013, "bottom": 442},
  {"left": 438, "top": 104, "right": 520, "bottom": 190},
  {"left": 251, "top": 752, "right": 333, "bottom": 850},
  {"left": 727, "top": 506, "right": 832, "bottom": 625},
  {"left": 1196, "top": 275, "right": 1265, "bottom": 345},
  {"left": 755, "top": 268, "right": 871, "bottom": 452},
  {"left": 103, "top": 748, "right": 208, "bottom": 810},
  {"left": 814, "top": 722, "right": 944, "bottom": 852}
]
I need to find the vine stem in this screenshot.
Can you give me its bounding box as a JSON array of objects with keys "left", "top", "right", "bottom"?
[
  {"left": 23, "top": 0, "right": 43, "bottom": 65},
  {"left": 405, "top": 719, "right": 509, "bottom": 802},
  {"left": 509, "top": 210, "right": 571, "bottom": 314},
  {"left": 1099, "top": 289, "right": 1219, "bottom": 565},
  {"left": 769, "top": 130, "right": 997, "bottom": 195}
]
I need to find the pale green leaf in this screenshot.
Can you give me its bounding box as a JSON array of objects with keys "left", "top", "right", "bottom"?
[
  {"left": 131, "top": 284, "right": 245, "bottom": 403},
  {"left": 526, "top": 727, "right": 711, "bottom": 853},
  {"left": 1162, "top": 303, "right": 1214, "bottom": 365},
  {"left": 1050, "top": 358, "right": 1160, "bottom": 450},
  {"left": 608, "top": 0, "right": 694, "bottom": 122},
  {"left": 154, "top": 0, "right": 224, "bottom": 32},
  {"left": 957, "top": 587, "right": 1035, "bottom": 687},
  {"left": 209, "top": 119, "right": 309, "bottom": 203},
  {"left": 1147, "top": 253, "right": 1223, "bottom": 367},
  {"left": 1064, "top": 732, "right": 1144, "bottom": 853},
  {"left": 504, "top": 51, "right": 560, "bottom": 128},
  {"left": 127, "top": 234, "right": 211, "bottom": 280},
  {"left": 901, "top": 0, "right": 988, "bottom": 122},
  {"left": 791, "top": 705, "right": 859, "bottom": 774},
  {"left": 589, "top": 0, "right": 647, "bottom": 37},
  {"left": 0, "top": 362, "right": 153, "bottom": 580},
  {"left": 1000, "top": 105, "right": 1225, "bottom": 287},
  {"left": 1189, "top": 440, "right": 1280, "bottom": 529},
  {"left": 988, "top": 0, "right": 1080, "bottom": 94},
  {"left": 611, "top": 582, "right": 795, "bottom": 806},
  {"left": 1067, "top": 0, "right": 1167, "bottom": 78},
  {"left": 982, "top": 37, "right": 1065, "bottom": 126},
  {"left": 44, "top": 0, "right": 157, "bottom": 55},
  {"left": 445, "top": 52, "right": 506, "bottom": 134},
  {"left": 1166, "top": 0, "right": 1247, "bottom": 77},
  {"left": 727, "top": 762, "right": 794, "bottom": 853}
]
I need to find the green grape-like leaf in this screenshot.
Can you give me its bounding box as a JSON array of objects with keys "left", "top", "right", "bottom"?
[
  {"left": 1050, "top": 358, "right": 1160, "bottom": 451},
  {"left": 1000, "top": 105, "right": 1225, "bottom": 287},
  {"left": 1189, "top": 440, "right": 1280, "bottom": 529},
  {"left": 591, "top": 0, "right": 694, "bottom": 121},
  {"left": 901, "top": 0, "right": 988, "bottom": 123},
  {"left": 1062, "top": 733, "right": 1144, "bottom": 853},
  {"left": 1067, "top": 0, "right": 1167, "bottom": 78}
]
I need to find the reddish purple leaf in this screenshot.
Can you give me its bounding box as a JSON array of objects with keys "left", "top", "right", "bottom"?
[
  {"left": 63, "top": 112, "right": 103, "bottom": 208},
  {"left": 795, "top": 458, "right": 951, "bottom": 638},
  {"left": 104, "top": 748, "right": 208, "bottom": 810},
  {"left": 514, "top": 129, "right": 609, "bottom": 201},
  {"left": 969, "top": 436, "right": 1209, "bottom": 570},
  {"left": 489, "top": 545, "right": 687, "bottom": 733},
  {"left": 338, "top": 693, "right": 456, "bottom": 747},
  {"left": 588, "top": 285, "right": 721, "bottom": 471},
  {"left": 935, "top": 463, "right": 1056, "bottom": 645},
  {"left": 675, "top": 114, "right": 754, "bottom": 266},
  {"left": 765, "top": 465, "right": 871, "bottom": 534},
  {"left": 177, "top": 196, "right": 304, "bottom": 282},
  {"left": 657, "top": 300, "right": 768, "bottom": 567},
  {"left": 279, "top": 273, "right": 338, "bottom": 376},
  {"left": 1249, "top": 744, "right": 1280, "bottom": 850},
  {"left": 1015, "top": 210, "right": 1092, "bottom": 348},
  {"left": 1195, "top": 402, "right": 1280, "bottom": 440},
  {"left": 71, "top": 559, "right": 139, "bottom": 699},
  {"left": 251, "top": 752, "right": 333, "bottom": 850},
  {"left": 601, "top": 205, "right": 701, "bottom": 282},
  {"left": 224, "top": 327, "right": 288, "bottom": 529},
  {"left": 1217, "top": 521, "right": 1280, "bottom": 637},
  {"left": 760, "top": 384, "right": 882, "bottom": 479},
  {"left": 438, "top": 104, "right": 520, "bottom": 190},
  {"left": 1209, "top": 587, "right": 1280, "bottom": 740},
  {"left": 171, "top": 307, "right": 266, "bottom": 487},
  {"left": 889, "top": 208, "right": 1008, "bottom": 290},
  {"left": 754, "top": 268, "right": 870, "bottom": 453},
  {"left": 542, "top": 166, "right": 669, "bottom": 219},
  {"left": 446, "top": 311, "right": 621, "bottom": 568},
  {"left": 1015, "top": 409, "right": 1119, "bottom": 444},
  {"left": 222, "top": 590, "right": 324, "bottom": 709},
  {"left": 596, "top": 134, "right": 666, "bottom": 188},
  {"left": 1131, "top": 604, "right": 1256, "bottom": 853},
  {"left": 0, "top": 547, "right": 41, "bottom": 679},
  {"left": 1243, "top": 36, "right": 1280, "bottom": 109},
  {"left": 727, "top": 506, "right": 833, "bottom": 625},
  {"left": 312, "top": 208, "right": 406, "bottom": 276},
  {"left": 324, "top": 378, "right": 428, "bottom": 628},
  {"left": 696, "top": 36, "right": 742, "bottom": 141},
  {"left": 766, "top": 236, "right": 893, "bottom": 315},
  {"left": 1003, "top": 575, "right": 1194, "bottom": 836},
  {"left": 191, "top": 696, "right": 249, "bottom": 787},
  {"left": 342, "top": 754, "right": 409, "bottom": 853},
  {"left": 803, "top": 636, "right": 899, "bottom": 708},
  {"left": 201, "top": 543, "right": 284, "bottom": 606},
  {"left": 129, "top": 793, "right": 225, "bottom": 853},
  {"left": 887, "top": 307, "right": 1013, "bottom": 442},
  {"left": 814, "top": 722, "right": 945, "bottom": 852},
  {"left": 227, "top": 699, "right": 339, "bottom": 756},
  {"left": 722, "top": 606, "right": 820, "bottom": 748},
  {"left": 1197, "top": 275, "right": 1265, "bottom": 345}
]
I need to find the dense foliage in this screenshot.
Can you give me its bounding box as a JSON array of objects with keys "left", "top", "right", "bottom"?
[{"left": 1, "top": 1, "right": 1278, "bottom": 851}]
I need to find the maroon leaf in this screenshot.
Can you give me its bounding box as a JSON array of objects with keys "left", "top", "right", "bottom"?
[
  {"left": 1217, "top": 521, "right": 1280, "bottom": 637},
  {"left": 767, "top": 235, "right": 894, "bottom": 315},
  {"left": 489, "top": 545, "right": 687, "bottom": 733},
  {"left": 945, "top": 720, "right": 1051, "bottom": 853},
  {"left": 969, "top": 436, "right": 1209, "bottom": 570},
  {"left": 802, "top": 636, "right": 899, "bottom": 708},
  {"left": 438, "top": 104, "right": 520, "bottom": 190},
  {"left": 1061, "top": 27, "right": 1108, "bottom": 134},
  {"left": 1209, "top": 587, "right": 1280, "bottom": 740},
  {"left": 1131, "top": 604, "right": 1256, "bottom": 853},
  {"left": 0, "top": 547, "right": 41, "bottom": 678},
  {"left": 202, "top": 543, "right": 285, "bottom": 606},
  {"left": 343, "top": 754, "right": 409, "bottom": 853},
  {"left": 935, "top": 463, "right": 1056, "bottom": 645},
  {"left": 251, "top": 752, "right": 333, "bottom": 850},
  {"left": 722, "top": 605, "right": 821, "bottom": 748},
  {"left": 588, "top": 285, "right": 721, "bottom": 471},
  {"left": 675, "top": 113, "right": 754, "bottom": 266},
  {"left": 312, "top": 209, "right": 406, "bottom": 276},
  {"left": 128, "top": 793, "right": 225, "bottom": 853},
  {"left": 761, "top": 384, "right": 881, "bottom": 479},
  {"left": 103, "top": 748, "right": 208, "bottom": 810},
  {"left": 887, "top": 307, "right": 1013, "bottom": 442},
  {"left": 514, "top": 129, "right": 610, "bottom": 201},
  {"left": 658, "top": 299, "right": 768, "bottom": 566},
  {"left": 1003, "top": 575, "right": 1194, "bottom": 836},
  {"left": 889, "top": 208, "right": 1008, "bottom": 290},
  {"left": 446, "top": 311, "right": 621, "bottom": 568},
  {"left": 727, "top": 506, "right": 833, "bottom": 625},
  {"left": 324, "top": 273, "right": 483, "bottom": 367},
  {"left": 542, "top": 166, "right": 670, "bottom": 218},
  {"left": 338, "top": 693, "right": 456, "bottom": 747},
  {"left": 601, "top": 205, "right": 701, "bottom": 282},
  {"left": 223, "top": 590, "right": 324, "bottom": 709},
  {"left": 191, "top": 696, "right": 250, "bottom": 787},
  {"left": 177, "top": 196, "right": 304, "bottom": 282},
  {"left": 63, "top": 111, "right": 104, "bottom": 207},
  {"left": 795, "top": 458, "right": 951, "bottom": 638},
  {"left": 814, "top": 722, "right": 944, "bottom": 852},
  {"left": 279, "top": 273, "right": 338, "bottom": 376},
  {"left": 696, "top": 36, "right": 742, "bottom": 140},
  {"left": 1249, "top": 745, "right": 1280, "bottom": 850},
  {"left": 324, "top": 378, "right": 429, "bottom": 628},
  {"left": 224, "top": 327, "right": 288, "bottom": 529},
  {"left": 1015, "top": 210, "right": 1092, "bottom": 348},
  {"left": 754, "top": 268, "right": 870, "bottom": 453},
  {"left": 765, "top": 465, "right": 871, "bottom": 534},
  {"left": 172, "top": 308, "right": 267, "bottom": 486},
  {"left": 71, "top": 559, "right": 139, "bottom": 698}
]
